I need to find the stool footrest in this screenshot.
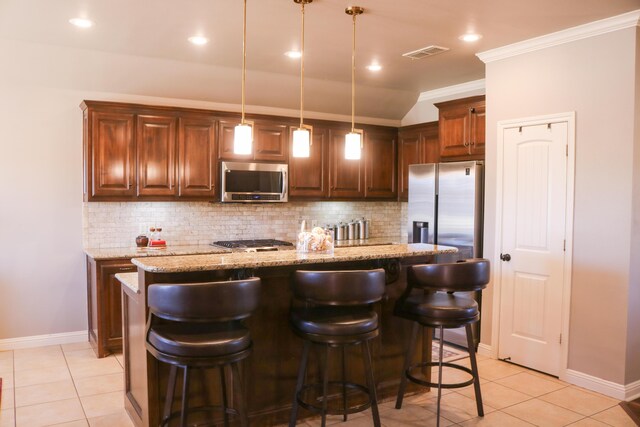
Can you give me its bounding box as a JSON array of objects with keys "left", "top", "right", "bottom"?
[
  {"left": 406, "top": 361, "right": 475, "bottom": 389},
  {"left": 160, "top": 404, "right": 240, "bottom": 427},
  {"left": 297, "top": 381, "right": 372, "bottom": 416}
]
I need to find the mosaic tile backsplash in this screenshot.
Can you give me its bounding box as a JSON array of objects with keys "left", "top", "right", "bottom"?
[{"left": 83, "top": 201, "right": 409, "bottom": 249}]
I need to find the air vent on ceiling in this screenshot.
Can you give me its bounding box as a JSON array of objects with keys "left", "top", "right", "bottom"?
[{"left": 402, "top": 45, "right": 450, "bottom": 60}]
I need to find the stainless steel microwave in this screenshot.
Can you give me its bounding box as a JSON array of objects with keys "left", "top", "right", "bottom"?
[{"left": 221, "top": 161, "right": 288, "bottom": 203}]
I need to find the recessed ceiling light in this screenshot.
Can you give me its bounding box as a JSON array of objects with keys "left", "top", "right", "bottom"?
[
  {"left": 69, "top": 18, "right": 94, "bottom": 28},
  {"left": 366, "top": 64, "right": 382, "bottom": 72},
  {"left": 285, "top": 51, "right": 302, "bottom": 59},
  {"left": 459, "top": 33, "right": 482, "bottom": 42},
  {"left": 188, "top": 36, "right": 209, "bottom": 46}
]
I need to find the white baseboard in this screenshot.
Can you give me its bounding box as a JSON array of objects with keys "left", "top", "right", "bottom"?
[
  {"left": 0, "top": 330, "right": 87, "bottom": 351},
  {"left": 565, "top": 369, "right": 640, "bottom": 401},
  {"left": 477, "top": 343, "right": 493, "bottom": 358}
]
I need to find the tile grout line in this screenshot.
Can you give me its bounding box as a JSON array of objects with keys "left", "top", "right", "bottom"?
[{"left": 60, "top": 345, "right": 89, "bottom": 427}]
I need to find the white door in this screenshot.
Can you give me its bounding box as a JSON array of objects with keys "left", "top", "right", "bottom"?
[{"left": 498, "top": 122, "right": 568, "bottom": 376}]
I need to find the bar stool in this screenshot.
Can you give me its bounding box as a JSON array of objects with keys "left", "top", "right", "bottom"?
[
  {"left": 288, "top": 269, "right": 386, "bottom": 427},
  {"left": 394, "top": 259, "right": 490, "bottom": 426},
  {"left": 145, "top": 278, "right": 261, "bottom": 427}
]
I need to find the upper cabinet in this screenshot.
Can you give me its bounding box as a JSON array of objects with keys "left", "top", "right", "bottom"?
[
  {"left": 364, "top": 129, "right": 397, "bottom": 199},
  {"left": 178, "top": 116, "right": 217, "bottom": 198},
  {"left": 218, "top": 119, "right": 288, "bottom": 162},
  {"left": 84, "top": 108, "right": 136, "bottom": 199},
  {"left": 435, "top": 95, "right": 485, "bottom": 160},
  {"left": 289, "top": 127, "right": 329, "bottom": 199},
  {"left": 329, "top": 127, "right": 364, "bottom": 199},
  {"left": 397, "top": 122, "right": 438, "bottom": 201},
  {"left": 137, "top": 114, "right": 177, "bottom": 197},
  {"left": 82, "top": 101, "right": 219, "bottom": 201}
]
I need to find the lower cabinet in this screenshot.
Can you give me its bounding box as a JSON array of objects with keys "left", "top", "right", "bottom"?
[{"left": 87, "top": 256, "right": 135, "bottom": 358}]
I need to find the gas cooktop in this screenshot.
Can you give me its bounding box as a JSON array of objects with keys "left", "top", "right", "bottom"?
[{"left": 211, "top": 239, "right": 294, "bottom": 251}]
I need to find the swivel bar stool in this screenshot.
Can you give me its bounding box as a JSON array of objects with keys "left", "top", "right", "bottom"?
[
  {"left": 289, "top": 269, "right": 386, "bottom": 427},
  {"left": 394, "top": 259, "right": 490, "bottom": 426},
  {"left": 145, "top": 278, "right": 261, "bottom": 427}
]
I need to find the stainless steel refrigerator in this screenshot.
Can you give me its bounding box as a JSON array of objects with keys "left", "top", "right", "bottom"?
[{"left": 408, "top": 161, "right": 484, "bottom": 347}]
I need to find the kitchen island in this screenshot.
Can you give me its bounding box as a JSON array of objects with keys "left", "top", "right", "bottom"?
[{"left": 123, "top": 243, "right": 457, "bottom": 427}]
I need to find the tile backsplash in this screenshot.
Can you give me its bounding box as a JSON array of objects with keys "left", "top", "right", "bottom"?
[{"left": 83, "top": 201, "right": 408, "bottom": 249}]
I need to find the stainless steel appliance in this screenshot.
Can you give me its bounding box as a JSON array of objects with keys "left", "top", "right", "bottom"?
[
  {"left": 408, "top": 161, "right": 484, "bottom": 347},
  {"left": 211, "top": 239, "right": 294, "bottom": 252},
  {"left": 221, "top": 161, "right": 288, "bottom": 203}
]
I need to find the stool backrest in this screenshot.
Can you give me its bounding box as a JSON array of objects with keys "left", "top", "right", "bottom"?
[
  {"left": 292, "top": 269, "right": 385, "bottom": 306},
  {"left": 408, "top": 259, "right": 490, "bottom": 293},
  {"left": 147, "top": 278, "right": 261, "bottom": 322}
]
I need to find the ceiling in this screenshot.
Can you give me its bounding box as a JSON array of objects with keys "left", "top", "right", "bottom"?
[{"left": 0, "top": 0, "right": 638, "bottom": 120}]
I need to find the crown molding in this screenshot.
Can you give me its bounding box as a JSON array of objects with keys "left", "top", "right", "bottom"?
[
  {"left": 477, "top": 9, "right": 640, "bottom": 63},
  {"left": 417, "top": 79, "right": 485, "bottom": 103}
]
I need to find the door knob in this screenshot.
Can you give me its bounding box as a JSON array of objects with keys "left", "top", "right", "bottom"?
[{"left": 500, "top": 253, "right": 511, "bottom": 262}]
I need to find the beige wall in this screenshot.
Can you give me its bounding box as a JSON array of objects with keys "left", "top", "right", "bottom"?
[
  {"left": 482, "top": 27, "right": 638, "bottom": 384},
  {"left": 0, "top": 38, "right": 405, "bottom": 341},
  {"left": 627, "top": 28, "right": 640, "bottom": 384}
]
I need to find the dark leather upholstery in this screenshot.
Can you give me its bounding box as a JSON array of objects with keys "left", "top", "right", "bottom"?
[
  {"left": 290, "top": 269, "right": 385, "bottom": 341},
  {"left": 146, "top": 278, "right": 261, "bottom": 361},
  {"left": 397, "top": 293, "right": 479, "bottom": 327},
  {"left": 147, "top": 322, "right": 251, "bottom": 358},
  {"left": 290, "top": 306, "right": 378, "bottom": 336},
  {"left": 407, "top": 259, "right": 490, "bottom": 293}
]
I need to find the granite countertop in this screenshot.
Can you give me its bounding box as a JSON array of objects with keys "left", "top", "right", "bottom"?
[
  {"left": 84, "top": 244, "right": 230, "bottom": 260},
  {"left": 115, "top": 272, "right": 139, "bottom": 294},
  {"left": 85, "top": 237, "right": 409, "bottom": 260},
  {"left": 131, "top": 243, "right": 457, "bottom": 273}
]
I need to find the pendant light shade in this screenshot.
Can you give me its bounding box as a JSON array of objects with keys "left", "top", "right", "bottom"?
[
  {"left": 292, "top": 128, "right": 311, "bottom": 157},
  {"left": 345, "top": 6, "right": 364, "bottom": 160},
  {"left": 234, "top": 0, "right": 252, "bottom": 155},
  {"left": 292, "top": 0, "right": 313, "bottom": 158}
]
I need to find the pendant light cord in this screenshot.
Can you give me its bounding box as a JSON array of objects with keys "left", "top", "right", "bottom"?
[
  {"left": 351, "top": 12, "right": 356, "bottom": 133},
  {"left": 241, "top": 0, "right": 247, "bottom": 125},
  {"left": 299, "top": 2, "right": 305, "bottom": 129}
]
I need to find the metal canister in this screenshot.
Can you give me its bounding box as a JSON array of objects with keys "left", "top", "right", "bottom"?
[
  {"left": 324, "top": 224, "right": 336, "bottom": 241},
  {"left": 358, "top": 218, "right": 370, "bottom": 239},
  {"left": 348, "top": 220, "right": 359, "bottom": 240},
  {"left": 336, "top": 223, "right": 348, "bottom": 241}
]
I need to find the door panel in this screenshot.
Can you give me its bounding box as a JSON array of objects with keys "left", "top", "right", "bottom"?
[
  {"left": 289, "top": 127, "right": 328, "bottom": 198},
  {"left": 364, "top": 130, "right": 397, "bottom": 199},
  {"left": 137, "top": 115, "right": 177, "bottom": 196},
  {"left": 498, "top": 122, "right": 567, "bottom": 376},
  {"left": 329, "top": 128, "right": 363, "bottom": 199},
  {"left": 91, "top": 112, "right": 135, "bottom": 197},
  {"left": 178, "top": 117, "right": 217, "bottom": 197}
]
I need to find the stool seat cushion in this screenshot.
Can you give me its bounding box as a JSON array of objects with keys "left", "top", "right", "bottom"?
[
  {"left": 291, "top": 306, "right": 378, "bottom": 336},
  {"left": 147, "top": 322, "right": 251, "bottom": 358},
  {"left": 396, "top": 292, "right": 478, "bottom": 326}
]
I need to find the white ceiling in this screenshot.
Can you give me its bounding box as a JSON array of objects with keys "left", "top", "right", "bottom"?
[{"left": 1, "top": 0, "right": 638, "bottom": 120}]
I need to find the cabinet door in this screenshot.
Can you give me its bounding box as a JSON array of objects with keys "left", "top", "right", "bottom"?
[
  {"left": 289, "top": 127, "right": 328, "bottom": 199},
  {"left": 178, "top": 117, "right": 217, "bottom": 198},
  {"left": 218, "top": 119, "right": 253, "bottom": 161},
  {"left": 90, "top": 111, "right": 135, "bottom": 198},
  {"left": 470, "top": 103, "right": 486, "bottom": 155},
  {"left": 439, "top": 105, "right": 471, "bottom": 158},
  {"left": 364, "top": 130, "right": 397, "bottom": 199},
  {"left": 91, "top": 259, "right": 135, "bottom": 357},
  {"left": 421, "top": 124, "right": 440, "bottom": 164},
  {"left": 254, "top": 122, "right": 288, "bottom": 162},
  {"left": 329, "top": 128, "right": 364, "bottom": 199},
  {"left": 398, "top": 131, "right": 421, "bottom": 201},
  {"left": 137, "top": 115, "right": 177, "bottom": 196}
]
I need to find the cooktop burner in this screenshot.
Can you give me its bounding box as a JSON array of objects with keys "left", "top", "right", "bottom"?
[{"left": 212, "top": 239, "right": 294, "bottom": 249}]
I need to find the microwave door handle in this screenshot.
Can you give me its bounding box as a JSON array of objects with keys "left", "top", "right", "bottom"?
[{"left": 283, "top": 171, "right": 287, "bottom": 196}]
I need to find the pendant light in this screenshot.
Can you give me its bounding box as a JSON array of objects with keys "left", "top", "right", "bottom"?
[
  {"left": 344, "top": 6, "right": 364, "bottom": 160},
  {"left": 292, "top": 0, "right": 313, "bottom": 158},
  {"left": 234, "top": 0, "right": 252, "bottom": 155}
]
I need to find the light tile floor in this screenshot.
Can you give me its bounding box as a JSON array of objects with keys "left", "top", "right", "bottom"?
[{"left": 0, "top": 343, "right": 634, "bottom": 427}]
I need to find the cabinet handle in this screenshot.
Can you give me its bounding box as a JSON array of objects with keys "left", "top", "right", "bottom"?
[{"left": 119, "top": 267, "right": 133, "bottom": 271}]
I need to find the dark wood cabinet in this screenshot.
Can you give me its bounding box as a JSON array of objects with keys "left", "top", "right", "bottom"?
[
  {"left": 178, "top": 117, "right": 218, "bottom": 197},
  {"left": 328, "top": 128, "right": 364, "bottom": 199},
  {"left": 87, "top": 256, "right": 135, "bottom": 358},
  {"left": 398, "top": 122, "right": 439, "bottom": 201},
  {"left": 85, "top": 109, "right": 135, "bottom": 199},
  {"left": 137, "top": 115, "right": 177, "bottom": 197},
  {"left": 289, "top": 127, "right": 329, "bottom": 199},
  {"left": 218, "top": 119, "right": 288, "bottom": 162},
  {"left": 364, "top": 129, "right": 397, "bottom": 199},
  {"left": 435, "top": 95, "right": 485, "bottom": 159}
]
